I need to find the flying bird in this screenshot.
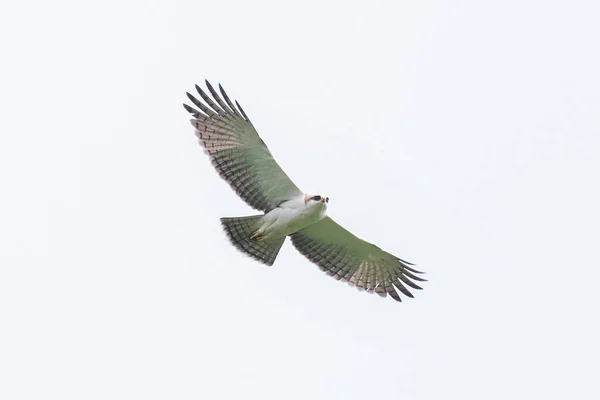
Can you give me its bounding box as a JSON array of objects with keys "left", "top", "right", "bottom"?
[{"left": 183, "top": 81, "right": 425, "bottom": 302}]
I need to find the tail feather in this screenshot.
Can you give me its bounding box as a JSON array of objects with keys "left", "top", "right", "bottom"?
[{"left": 220, "top": 215, "right": 285, "bottom": 266}]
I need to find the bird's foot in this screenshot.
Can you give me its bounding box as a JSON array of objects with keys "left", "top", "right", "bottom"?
[{"left": 250, "top": 230, "right": 264, "bottom": 241}]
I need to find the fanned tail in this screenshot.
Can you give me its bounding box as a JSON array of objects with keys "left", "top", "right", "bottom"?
[{"left": 220, "top": 215, "right": 285, "bottom": 266}]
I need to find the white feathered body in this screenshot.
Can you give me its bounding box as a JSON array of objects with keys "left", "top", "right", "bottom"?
[{"left": 259, "top": 196, "right": 327, "bottom": 240}]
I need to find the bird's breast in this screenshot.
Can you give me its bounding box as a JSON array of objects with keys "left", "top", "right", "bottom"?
[{"left": 263, "top": 204, "right": 326, "bottom": 238}]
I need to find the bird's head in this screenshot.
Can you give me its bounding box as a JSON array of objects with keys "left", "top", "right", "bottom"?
[{"left": 304, "top": 194, "right": 329, "bottom": 207}]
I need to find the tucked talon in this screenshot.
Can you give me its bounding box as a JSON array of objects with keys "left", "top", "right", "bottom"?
[{"left": 250, "top": 230, "right": 264, "bottom": 241}]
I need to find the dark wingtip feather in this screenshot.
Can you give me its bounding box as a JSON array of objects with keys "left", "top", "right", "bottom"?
[
  {"left": 218, "top": 83, "right": 241, "bottom": 117},
  {"left": 401, "top": 277, "right": 423, "bottom": 290},
  {"left": 185, "top": 92, "right": 214, "bottom": 117},
  {"left": 388, "top": 289, "right": 402, "bottom": 302},
  {"left": 183, "top": 103, "right": 198, "bottom": 116},
  {"left": 392, "top": 278, "right": 414, "bottom": 298},
  {"left": 235, "top": 100, "right": 250, "bottom": 122},
  {"left": 195, "top": 82, "right": 225, "bottom": 115},
  {"left": 204, "top": 80, "right": 216, "bottom": 95},
  {"left": 398, "top": 257, "right": 416, "bottom": 266},
  {"left": 398, "top": 259, "right": 424, "bottom": 274},
  {"left": 403, "top": 269, "right": 427, "bottom": 282},
  {"left": 206, "top": 80, "right": 234, "bottom": 114},
  {"left": 405, "top": 266, "right": 425, "bottom": 275}
]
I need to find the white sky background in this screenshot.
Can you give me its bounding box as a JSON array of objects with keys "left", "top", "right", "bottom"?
[{"left": 1, "top": 0, "right": 599, "bottom": 398}]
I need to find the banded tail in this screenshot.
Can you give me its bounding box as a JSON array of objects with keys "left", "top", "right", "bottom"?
[{"left": 220, "top": 215, "right": 285, "bottom": 266}]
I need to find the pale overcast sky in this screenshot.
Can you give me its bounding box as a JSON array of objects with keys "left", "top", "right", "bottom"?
[{"left": 1, "top": 1, "right": 599, "bottom": 399}]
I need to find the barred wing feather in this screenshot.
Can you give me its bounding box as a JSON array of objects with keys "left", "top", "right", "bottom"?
[
  {"left": 183, "top": 81, "right": 303, "bottom": 212},
  {"left": 290, "top": 217, "right": 425, "bottom": 302}
]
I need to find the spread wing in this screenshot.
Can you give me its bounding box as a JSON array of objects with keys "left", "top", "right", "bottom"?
[
  {"left": 184, "top": 81, "right": 303, "bottom": 212},
  {"left": 290, "top": 217, "right": 425, "bottom": 302}
]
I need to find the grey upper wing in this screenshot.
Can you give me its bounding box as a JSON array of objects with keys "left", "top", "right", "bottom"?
[
  {"left": 290, "top": 217, "right": 425, "bottom": 302},
  {"left": 184, "top": 81, "right": 303, "bottom": 212}
]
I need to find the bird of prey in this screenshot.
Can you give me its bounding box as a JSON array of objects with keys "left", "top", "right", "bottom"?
[{"left": 183, "top": 81, "right": 425, "bottom": 302}]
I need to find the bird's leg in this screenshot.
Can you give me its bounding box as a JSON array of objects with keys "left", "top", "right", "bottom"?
[{"left": 250, "top": 230, "right": 265, "bottom": 241}]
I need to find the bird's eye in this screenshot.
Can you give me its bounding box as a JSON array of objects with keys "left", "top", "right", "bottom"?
[
  {"left": 312, "top": 195, "right": 321, "bottom": 201},
  {"left": 325, "top": 197, "right": 329, "bottom": 203}
]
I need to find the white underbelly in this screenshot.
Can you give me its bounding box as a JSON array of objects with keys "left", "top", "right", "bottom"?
[{"left": 261, "top": 205, "right": 325, "bottom": 239}]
